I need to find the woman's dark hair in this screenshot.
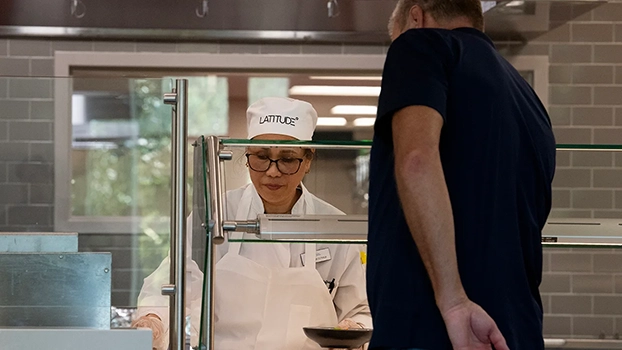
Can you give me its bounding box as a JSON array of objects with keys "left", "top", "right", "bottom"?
[{"left": 303, "top": 148, "right": 315, "bottom": 160}]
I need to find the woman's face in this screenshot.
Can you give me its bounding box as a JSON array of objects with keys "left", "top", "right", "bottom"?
[{"left": 246, "top": 134, "right": 312, "bottom": 211}]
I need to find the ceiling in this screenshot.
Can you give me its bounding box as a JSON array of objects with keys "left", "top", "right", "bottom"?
[{"left": 0, "top": 0, "right": 608, "bottom": 43}]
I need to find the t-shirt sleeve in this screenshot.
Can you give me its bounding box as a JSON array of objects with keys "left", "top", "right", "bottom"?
[{"left": 375, "top": 30, "right": 452, "bottom": 140}]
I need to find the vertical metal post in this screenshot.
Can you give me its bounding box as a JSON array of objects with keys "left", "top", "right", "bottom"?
[
  {"left": 163, "top": 79, "right": 188, "bottom": 350},
  {"left": 206, "top": 136, "right": 225, "bottom": 245},
  {"left": 200, "top": 136, "right": 225, "bottom": 350},
  {"left": 200, "top": 219, "right": 215, "bottom": 350}
]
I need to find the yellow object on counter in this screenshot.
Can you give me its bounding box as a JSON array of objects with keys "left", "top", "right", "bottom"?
[{"left": 360, "top": 251, "right": 367, "bottom": 265}]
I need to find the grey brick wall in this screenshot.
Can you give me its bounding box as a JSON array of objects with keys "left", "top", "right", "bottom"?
[
  {"left": 542, "top": 248, "right": 622, "bottom": 338},
  {"left": 507, "top": 2, "right": 622, "bottom": 220},
  {"left": 0, "top": 38, "right": 389, "bottom": 307},
  {"left": 510, "top": 2, "right": 622, "bottom": 339},
  {"left": 1, "top": 2, "right": 622, "bottom": 335}
]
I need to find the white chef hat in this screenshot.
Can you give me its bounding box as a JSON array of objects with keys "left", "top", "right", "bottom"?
[{"left": 246, "top": 97, "right": 318, "bottom": 141}]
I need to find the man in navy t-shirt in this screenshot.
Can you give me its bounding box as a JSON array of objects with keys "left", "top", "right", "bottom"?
[{"left": 366, "top": 0, "right": 556, "bottom": 349}]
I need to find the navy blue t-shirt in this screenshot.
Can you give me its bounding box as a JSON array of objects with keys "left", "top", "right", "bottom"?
[{"left": 367, "top": 28, "right": 556, "bottom": 350}]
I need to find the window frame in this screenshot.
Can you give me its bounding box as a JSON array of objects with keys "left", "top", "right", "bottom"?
[
  {"left": 53, "top": 52, "right": 386, "bottom": 233},
  {"left": 506, "top": 55, "right": 550, "bottom": 108},
  {"left": 53, "top": 51, "right": 548, "bottom": 234}
]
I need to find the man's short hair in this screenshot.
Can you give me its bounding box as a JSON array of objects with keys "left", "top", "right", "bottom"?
[{"left": 389, "top": 0, "right": 484, "bottom": 33}]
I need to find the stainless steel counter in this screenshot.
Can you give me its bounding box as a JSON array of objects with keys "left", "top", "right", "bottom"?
[
  {"left": 545, "top": 338, "right": 622, "bottom": 349},
  {"left": 0, "top": 329, "right": 152, "bottom": 350},
  {"left": 0, "top": 252, "right": 111, "bottom": 328}
]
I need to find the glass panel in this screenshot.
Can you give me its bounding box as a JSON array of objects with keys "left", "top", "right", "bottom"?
[
  {"left": 218, "top": 140, "right": 370, "bottom": 244},
  {"left": 221, "top": 139, "right": 374, "bottom": 146},
  {"left": 198, "top": 137, "right": 372, "bottom": 350},
  {"left": 192, "top": 136, "right": 209, "bottom": 271},
  {"left": 71, "top": 76, "right": 227, "bottom": 221},
  {"left": 0, "top": 76, "right": 191, "bottom": 330},
  {"left": 69, "top": 78, "right": 173, "bottom": 316},
  {"left": 248, "top": 77, "right": 290, "bottom": 105},
  {"left": 183, "top": 76, "right": 229, "bottom": 137},
  {"left": 194, "top": 136, "right": 209, "bottom": 349},
  {"left": 209, "top": 140, "right": 622, "bottom": 249},
  {"left": 542, "top": 243, "right": 622, "bottom": 248},
  {"left": 549, "top": 149, "right": 622, "bottom": 221}
]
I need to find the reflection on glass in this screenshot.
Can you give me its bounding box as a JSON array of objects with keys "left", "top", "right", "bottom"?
[
  {"left": 248, "top": 77, "right": 290, "bottom": 106},
  {"left": 183, "top": 76, "right": 229, "bottom": 137},
  {"left": 71, "top": 78, "right": 171, "bottom": 218},
  {"left": 220, "top": 143, "right": 372, "bottom": 244},
  {"left": 70, "top": 77, "right": 228, "bottom": 218},
  {"left": 69, "top": 77, "right": 230, "bottom": 301}
]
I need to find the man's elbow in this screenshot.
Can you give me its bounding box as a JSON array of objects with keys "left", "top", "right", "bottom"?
[{"left": 395, "top": 147, "right": 439, "bottom": 180}]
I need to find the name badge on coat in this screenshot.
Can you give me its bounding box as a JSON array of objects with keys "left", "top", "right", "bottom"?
[{"left": 300, "top": 248, "right": 332, "bottom": 266}]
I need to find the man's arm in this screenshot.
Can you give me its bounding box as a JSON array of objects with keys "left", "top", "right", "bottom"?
[
  {"left": 392, "top": 105, "right": 508, "bottom": 350},
  {"left": 392, "top": 105, "right": 463, "bottom": 311}
]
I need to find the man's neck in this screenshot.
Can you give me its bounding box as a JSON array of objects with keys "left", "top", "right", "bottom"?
[{"left": 437, "top": 17, "right": 475, "bottom": 30}]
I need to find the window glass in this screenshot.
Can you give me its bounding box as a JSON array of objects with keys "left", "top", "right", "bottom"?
[{"left": 71, "top": 76, "right": 228, "bottom": 219}]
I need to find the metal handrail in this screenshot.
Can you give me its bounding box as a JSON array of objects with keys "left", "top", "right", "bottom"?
[
  {"left": 198, "top": 136, "right": 227, "bottom": 350},
  {"left": 163, "top": 79, "right": 188, "bottom": 350}
]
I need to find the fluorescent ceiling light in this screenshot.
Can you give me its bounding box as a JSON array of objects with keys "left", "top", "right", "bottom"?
[
  {"left": 309, "top": 76, "right": 382, "bottom": 81},
  {"left": 504, "top": 1, "right": 524, "bottom": 7},
  {"left": 289, "top": 85, "right": 381, "bottom": 97},
  {"left": 317, "top": 117, "right": 347, "bottom": 126},
  {"left": 354, "top": 118, "right": 376, "bottom": 127},
  {"left": 331, "top": 105, "right": 377, "bottom": 115},
  {"left": 481, "top": 1, "right": 497, "bottom": 12}
]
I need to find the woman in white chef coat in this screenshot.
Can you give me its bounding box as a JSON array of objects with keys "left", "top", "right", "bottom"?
[{"left": 133, "top": 97, "right": 371, "bottom": 350}]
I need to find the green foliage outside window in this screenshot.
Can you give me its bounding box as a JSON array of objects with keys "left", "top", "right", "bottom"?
[{"left": 71, "top": 77, "right": 229, "bottom": 280}]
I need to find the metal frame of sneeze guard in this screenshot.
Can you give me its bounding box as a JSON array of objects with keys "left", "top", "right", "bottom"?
[
  {"left": 195, "top": 137, "right": 371, "bottom": 349},
  {"left": 195, "top": 139, "right": 622, "bottom": 348},
  {"left": 223, "top": 214, "right": 368, "bottom": 241},
  {"left": 162, "top": 79, "right": 188, "bottom": 350},
  {"left": 213, "top": 137, "right": 372, "bottom": 243}
]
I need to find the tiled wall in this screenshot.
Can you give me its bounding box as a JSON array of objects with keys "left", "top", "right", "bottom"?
[
  {"left": 0, "top": 38, "right": 54, "bottom": 232},
  {"left": 542, "top": 248, "right": 622, "bottom": 339},
  {"left": 503, "top": 2, "right": 622, "bottom": 338},
  {"left": 506, "top": 3, "right": 622, "bottom": 220},
  {"left": 1, "top": 1, "right": 622, "bottom": 338},
  {"left": 0, "top": 38, "right": 388, "bottom": 306}
]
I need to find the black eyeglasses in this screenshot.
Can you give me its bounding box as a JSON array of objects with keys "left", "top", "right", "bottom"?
[{"left": 245, "top": 154, "right": 304, "bottom": 175}]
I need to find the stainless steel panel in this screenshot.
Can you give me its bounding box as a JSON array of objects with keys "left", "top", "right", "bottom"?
[
  {"left": 0, "top": 0, "right": 604, "bottom": 43},
  {"left": 166, "top": 78, "right": 189, "bottom": 350},
  {"left": 0, "top": 329, "right": 152, "bottom": 350},
  {"left": 545, "top": 338, "right": 622, "bottom": 349},
  {"left": 0, "top": 232, "right": 78, "bottom": 252},
  {"left": 0, "top": 0, "right": 397, "bottom": 32},
  {"left": 0, "top": 253, "right": 111, "bottom": 329},
  {"left": 256, "top": 214, "right": 368, "bottom": 241},
  {"left": 543, "top": 218, "right": 622, "bottom": 244}
]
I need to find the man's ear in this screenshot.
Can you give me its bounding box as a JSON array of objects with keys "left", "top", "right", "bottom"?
[{"left": 408, "top": 5, "right": 424, "bottom": 29}]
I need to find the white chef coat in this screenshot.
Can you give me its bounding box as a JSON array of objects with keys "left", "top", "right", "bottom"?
[{"left": 135, "top": 182, "right": 371, "bottom": 349}]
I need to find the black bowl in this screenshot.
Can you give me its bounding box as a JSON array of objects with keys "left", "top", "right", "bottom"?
[{"left": 303, "top": 327, "right": 372, "bottom": 349}]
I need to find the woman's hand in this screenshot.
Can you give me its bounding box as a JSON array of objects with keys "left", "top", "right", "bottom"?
[
  {"left": 329, "top": 318, "right": 366, "bottom": 350},
  {"left": 132, "top": 314, "right": 167, "bottom": 350}
]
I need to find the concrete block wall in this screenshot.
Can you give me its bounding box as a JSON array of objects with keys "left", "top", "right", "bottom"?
[
  {"left": 0, "top": 38, "right": 54, "bottom": 231},
  {"left": 500, "top": 3, "right": 622, "bottom": 220},
  {"left": 502, "top": 2, "right": 622, "bottom": 338},
  {"left": 1, "top": 2, "right": 622, "bottom": 337},
  {"left": 542, "top": 248, "right": 622, "bottom": 338},
  {"left": 0, "top": 38, "right": 389, "bottom": 306}
]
